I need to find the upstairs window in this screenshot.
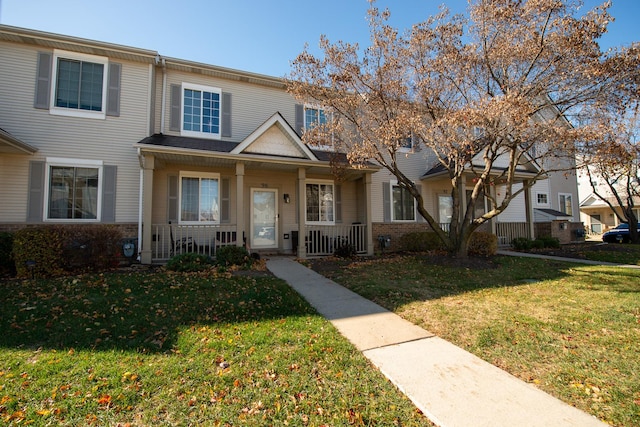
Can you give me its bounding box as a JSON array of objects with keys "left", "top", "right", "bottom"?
[
  {"left": 559, "top": 193, "right": 573, "bottom": 216},
  {"left": 304, "top": 106, "right": 327, "bottom": 130},
  {"left": 536, "top": 192, "right": 549, "bottom": 206},
  {"left": 181, "top": 83, "right": 221, "bottom": 139},
  {"left": 50, "top": 51, "right": 108, "bottom": 118}
]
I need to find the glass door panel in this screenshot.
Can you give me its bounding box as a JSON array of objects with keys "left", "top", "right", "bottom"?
[{"left": 251, "top": 189, "right": 277, "bottom": 249}]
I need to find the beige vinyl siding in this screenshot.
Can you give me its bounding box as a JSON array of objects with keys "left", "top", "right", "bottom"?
[
  {"left": 370, "top": 152, "right": 428, "bottom": 222},
  {"left": 0, "top": 156, "right": 30, "bottom": 222},
  {"left": 158, "top": 70, "right": 298, "bottom": 141},
  {"left": 0, "top": 41, "right": 152, "bottom": 223}
]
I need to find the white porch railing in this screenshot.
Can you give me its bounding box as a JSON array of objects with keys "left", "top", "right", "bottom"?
[
  {"left": 304, "top": 223, "right": 368, "bottom": 256},
  {"left": 496, "top": 222, "right": 529, "bottom": 245},
  {"left": 151, "top": 223, "right": 239, "bottom": 262}
]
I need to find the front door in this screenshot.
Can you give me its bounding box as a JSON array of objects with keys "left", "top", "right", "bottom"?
[{"left": 251, "top": 188, "right": 278, "bottom": 249}]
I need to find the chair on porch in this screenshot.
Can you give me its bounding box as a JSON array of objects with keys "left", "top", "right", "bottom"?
[{"left": 169, "top": 221, "right": 198, "bottom": 256}]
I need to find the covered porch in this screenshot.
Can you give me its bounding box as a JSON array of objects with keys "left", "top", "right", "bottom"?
[{"left": 135, "top": 114, "right": 377, "bottom": 264}]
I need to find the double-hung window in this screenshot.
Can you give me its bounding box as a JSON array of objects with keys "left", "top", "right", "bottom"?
[
  {"left": 50, "top": 51, "right": 108, "bottom": 118},
  {"left": 304, "top": 106, "right": 327, "bottom": 130},
  {"left": 181, "top": 83, "right": 221, "bottom": 139},
  {"left": 559, "top": 193, "right": 573, "bottom": 216},
  {"left": 45, "top": 158, "right": 102, "bottom": 221},
  {"left": 306, "top": 181, "right": 334, "bottom": 223},
  {"left": 536, "top": 192, "right": 549, "bottom": 206},
  {"left": 391, "top": 180, "right": 415, "bottom": 221},
  {"left": 179, "top": 172, "right": 220, "bottom": 223}
]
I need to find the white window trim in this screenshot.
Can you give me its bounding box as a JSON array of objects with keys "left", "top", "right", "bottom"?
[
  {"left": 178, "top": 171, "right": 221, "bottom": 225},
  {"left": 303, "top": 105, "right": 333, "bottom": 151},
  {"left": 398, "top": 132, "right": 415, "bottom": 153},
  {"left": 536, "top": 192, "right": 549, "bottom": 207},
  {"left": 305, "top": 179, "right": 335, "bottom": 225},
  {"left": 180, "top": 82, "right": 222, "bottom": 140},
  {"left": 50, "top": 49, "right": 108, "bottom": 120},
  {"left": 390, "top": 179, "right": 416, "bottom": 222},
  {"left": 558, "top": 192, "right": 573, "bottom": 216},
  {"left": 43, "top": 157, "right": 103, "bottom": 222}
]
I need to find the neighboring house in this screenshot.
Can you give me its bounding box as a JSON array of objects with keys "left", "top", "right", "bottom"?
[
  {"left": 0, "top": 25, "right": 583, "bottom": 265},
  {"left": 577, "top": 167, "right": 640, "bottom": 235}
]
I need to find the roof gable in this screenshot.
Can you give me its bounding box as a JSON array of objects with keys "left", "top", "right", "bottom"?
[{"left": 231, "top": 113, "right": 317, "bottom": 160}]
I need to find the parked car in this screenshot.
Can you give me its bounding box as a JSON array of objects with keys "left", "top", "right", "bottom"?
[{"left": 602, "top": 223, "right": 640, "bottom": 243}]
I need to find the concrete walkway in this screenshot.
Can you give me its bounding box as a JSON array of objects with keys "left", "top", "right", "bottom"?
[{"left": 266, "top": 257, "right": 607, "bottom": 427}]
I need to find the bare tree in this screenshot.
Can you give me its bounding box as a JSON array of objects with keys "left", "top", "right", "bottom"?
[
  {"left": 288, "top": 0, "right": 616, "bottom": 257},
  {"left": 580, "top": 43, "right": 640, "bottom": 243}
]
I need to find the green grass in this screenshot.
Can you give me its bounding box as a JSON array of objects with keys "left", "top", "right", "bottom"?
[
  {"left": 313, "top": 255, "right": 640, "bottom": 427},
  {"left": 583, "top": 243, "right": 640, "bottom": 265},
  {"left": 0, "top": 269, "right": 430, "bottom": 426}
]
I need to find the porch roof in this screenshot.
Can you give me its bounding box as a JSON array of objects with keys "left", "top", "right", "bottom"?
[
  {"left": 535, "top": 208, "right": 573, "bottom": 221},
  {"left": 0, "top": 127, "right": 37, "bottom": 155},
  {"left": 134, "top": 134, "right": 379, "bottom": 177},
  {"left": 420, "top": 162, "right": 539, "bottom": 181}
]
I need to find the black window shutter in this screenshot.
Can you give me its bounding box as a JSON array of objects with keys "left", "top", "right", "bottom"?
[
  {"left": 101, "top": 165, "right": 117, "bottom": 222},
  {"left": 106, "top": 63, "right": 122, "bottom": 117},
  {"left": 335, "top": 184, "right": 342, "bottom": 223},
  {"left": 170, "top": 84, "right": 181, "bottom": 132},
  {"left": 222, "top": 92, "right": 232, "bottom": 138},
  {"left": 220, "top": 178, "right": 230, "bottom": 223},
  {"left": 382, "top": 182, "right": 391, "bottom": 222},
  {"left": 34, "top": 52, "right": 52, "bottom": 109},
  {"left": 167, "top": 175, "right": 178, "bottom": 222},
  {"left": 27, "top": 161, "right": 45, "bottom": 222},
  {"left": 294, "top": 104, "right": 304, "bottom": 136}
]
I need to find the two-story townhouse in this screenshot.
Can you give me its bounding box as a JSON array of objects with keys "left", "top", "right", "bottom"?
[
  {"left": 0, "top": 25, "right": 379, "bottom": 265},
  {"left": 0, "top": 25, "right": 157, "bottom": 245},
  {"left": 134, "top": 56, "right": 378, "bottom": 263}
]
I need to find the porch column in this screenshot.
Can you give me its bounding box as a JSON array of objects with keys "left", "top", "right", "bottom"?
[
  {"left": 140, "top": 154, "right": 155, "bottom": 264},
  {"left": 523, "top": 180, "right": 535, "bottom": 239},
  {"left": 364, "top": 172, "right": 374, "bottom": 256},
  {"left": 297, "top": 167, "right": 307, "bottom": 258},
  {"left": 235, "top": 162, "right": 245, "bottom": 248}
]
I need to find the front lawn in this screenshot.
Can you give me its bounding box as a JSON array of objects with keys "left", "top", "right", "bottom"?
[
  {"left": 309, "top": 255, "right": 640, "bottom": 427},
  {"left": 0, "top": 269, "right": 430, "bottom": 426}
]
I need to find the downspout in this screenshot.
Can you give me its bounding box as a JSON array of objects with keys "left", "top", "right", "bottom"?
[
  {"left": 160, "top": 57, "right": 167, "bottom": 133},
  {"left": 137, "top": 147, "right": 145, "bottom": 261}
]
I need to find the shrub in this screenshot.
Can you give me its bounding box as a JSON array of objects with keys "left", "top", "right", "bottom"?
[
  {"left": 399, "top": 232, "right": 445, "bottom": 252},
  {"left": 511, "top": 237, "right": 533, "bottom": 251},
  {"left": 537, "top": 236, "right": 560, "bottom": 248},
  {"left": 0, "top": 232, "right": 16, "bottom": 276},
  {"left": 334, "top": 241, "right": 356, "bottom": 258},
  {"left": 166, "top": 252, "right": 214, "bottom": 272},
  {"left": 59, "top": 225, "right": 123, "bottom": 271},
  {"left": 13, "top": 226, "right": 65, "bottom": 278},
  {"left": 468, "top": 232, "right": 498, "bottom": 257},
  {"left": 215, "top": 245, "right": 252, "bottom": 267},
  {"left": 12, "top": 225, "right": 124, "bottom": 278}
]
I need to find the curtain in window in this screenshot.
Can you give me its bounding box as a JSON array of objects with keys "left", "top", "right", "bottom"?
[
  {"left": 180, "top": 176, "right": 219, "bottom": 222},
  {"left": 48, "top": 166, "right": 98, "bottom": 219}
]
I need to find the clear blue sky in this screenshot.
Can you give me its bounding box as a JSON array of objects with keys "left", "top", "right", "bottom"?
[{"left": 0, "top": 0, "right": 637, "bottom": 78}]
